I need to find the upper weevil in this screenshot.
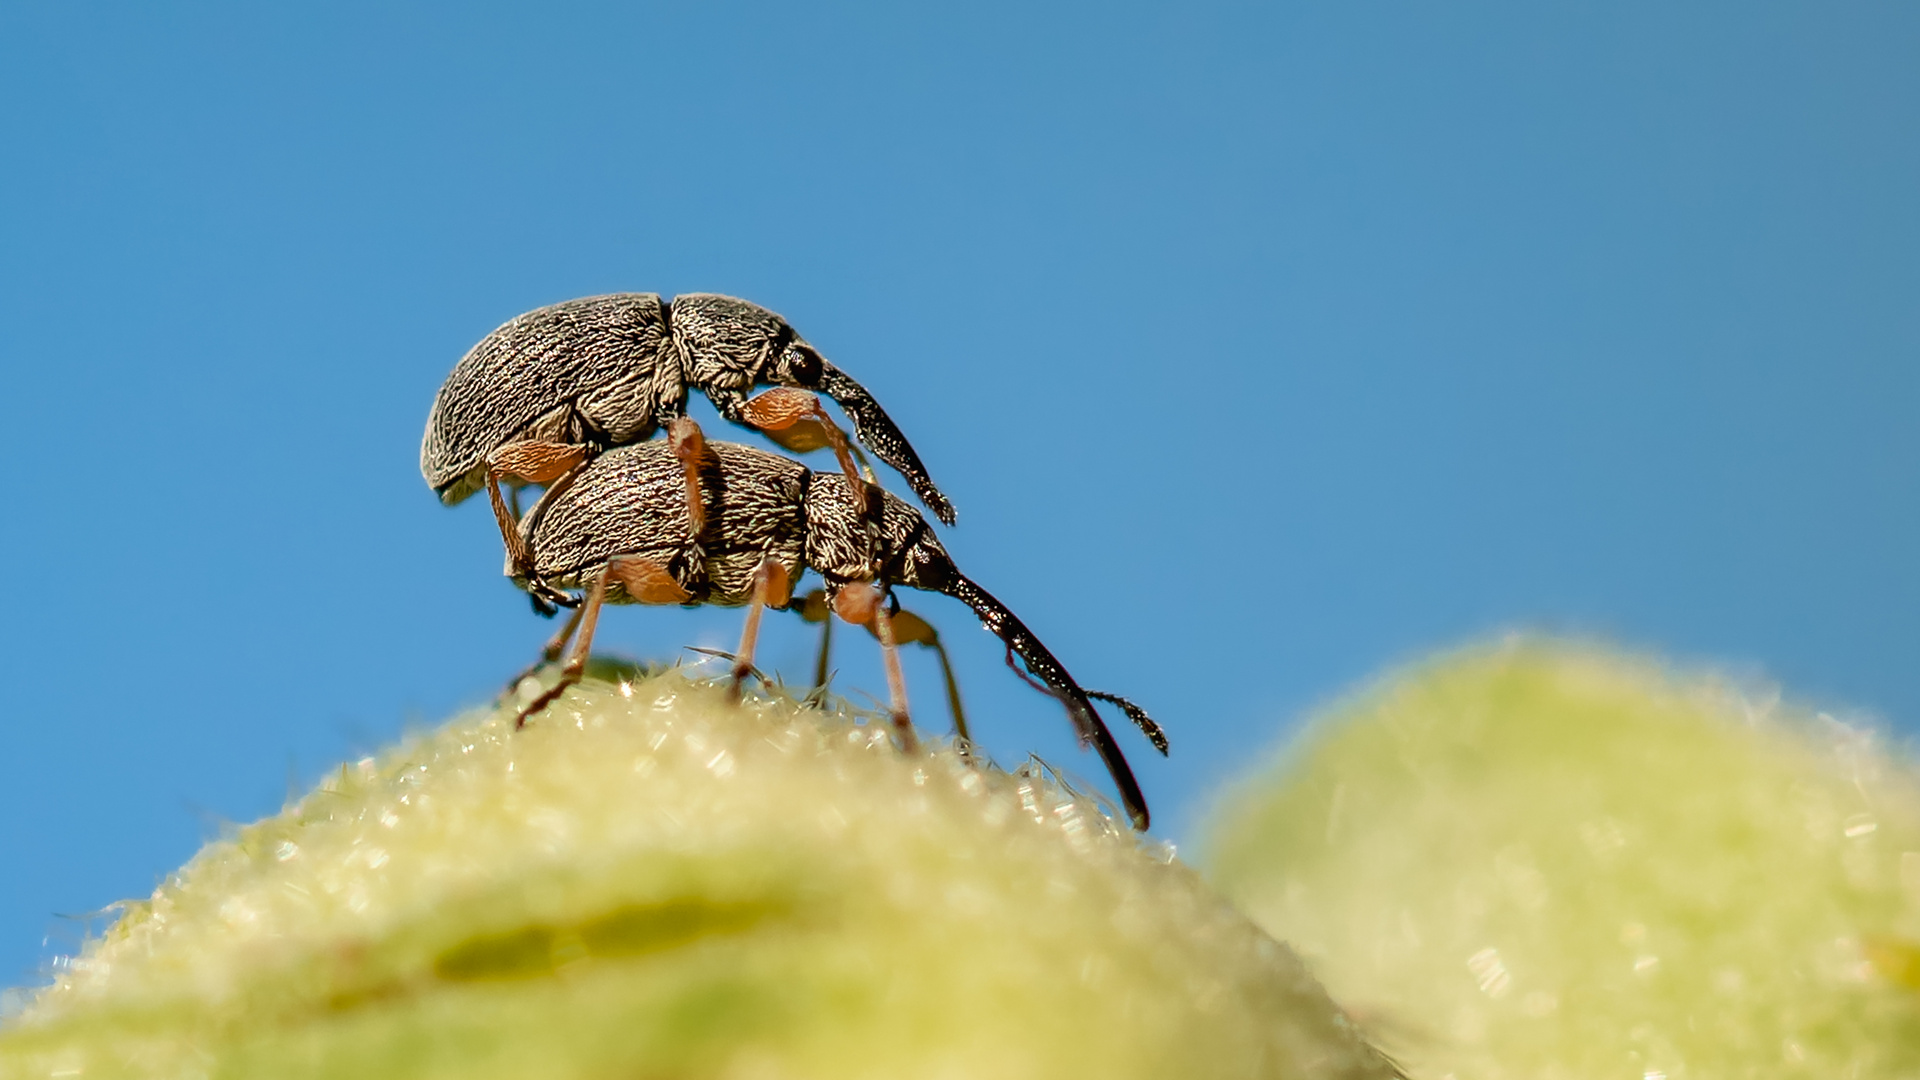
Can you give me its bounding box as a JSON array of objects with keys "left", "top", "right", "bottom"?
[{"left": 420, "top": 293, "right": 954, "bottom": 588}]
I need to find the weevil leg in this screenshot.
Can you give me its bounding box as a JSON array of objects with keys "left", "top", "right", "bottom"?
[
  {"left": 728, "top": 557, "right": 793, "bottom": 704},
  {"left": 759, "top": 417, "right": 833, "bottom": 454},
  {"left": 486, "top": 470, "right": 533, "bottom": 577},
  {"left": 486, "top": 440, "right": 592, "bottom": 577},
  {"left": 812, "top": 615, "right": 834, "bottom": 694},
  {"left": 797, "top": 590, "right": 963, "bottom": 742},
  {"left": 868, "top": 607, "right": 969, "bottom": 745},
  {"left": 908, "top": 624, "right": 969, "bottom": 745},
  {"left": 503, "top": 601, "right": 588, "bottom": 697},
  {"left": 736, "top": 387, "right": 877, "bottom": 517},
  {"left": 791, "top": 588, "right": 836, "bottom": 693},
  {"left": 490, "top": 440, "right": 592, "bottom": 485},
  {"left": 870, "top": 603, "right": 916, "bottom": 752},
  {"left": 515, "top": 555, "right": 684, "bottom": 728},
  {"left": 930, "top": 638, "right": 968, "bottom": 744},
  {"left": 667, "top": 417, "right": 709, "bottom": 538},
  {"left": 735, "top": 385, "right": 823, "bottom": 431},
  {"left": 516, "top": 563, "right": 612, "bottom": 728},
  {"left": 605, "top": 555, "right": 693, "bottom": 605},
  {"left": 833, "top": 583, "right": 916, "bottom": 753}
]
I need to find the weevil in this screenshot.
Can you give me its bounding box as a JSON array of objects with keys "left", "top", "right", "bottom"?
[
  {"left": 505, "top": 439, "right": 1166, "bottom": 831},
  {"left": 420, "top": 293, "right": 953, "bottom": 597}
]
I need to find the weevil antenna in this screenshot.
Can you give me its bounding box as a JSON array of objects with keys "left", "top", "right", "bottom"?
[{"left": 1085, "top": 690, "right": 1169, "bottom": 756}]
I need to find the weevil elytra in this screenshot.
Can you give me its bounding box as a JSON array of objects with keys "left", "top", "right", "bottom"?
[
  {"left": 504, "top": 439, "right": 1165, "bottom": 832},
  {"left": 420, "top": 293, "right": 953, "bottom": 595}
]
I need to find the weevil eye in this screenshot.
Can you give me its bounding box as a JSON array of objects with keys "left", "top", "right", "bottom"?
[{"left": 782, "top": 343, "right": 824, "bottom": 386}]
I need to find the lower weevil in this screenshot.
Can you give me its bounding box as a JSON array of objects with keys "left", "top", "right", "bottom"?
[{"left": 505, "top": 439, "right": 1166, "bottom": 831}]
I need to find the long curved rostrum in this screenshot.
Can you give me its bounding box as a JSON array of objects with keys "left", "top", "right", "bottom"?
[
  {"left": 818, "top": 363, "right": 955, "bottom": 526},
  {"left": 941, "top": 573, "right": 1149, "bottom": 832}
]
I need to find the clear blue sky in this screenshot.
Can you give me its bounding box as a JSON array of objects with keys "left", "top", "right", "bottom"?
[{"left": 2, "top": 2, "right": 1915, "bottom": 989}]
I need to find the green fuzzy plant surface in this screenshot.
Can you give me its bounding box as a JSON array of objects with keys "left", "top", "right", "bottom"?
[
  {"left": 0, "top": 666, "right": 1396, "bottom": 1080},
  {"left": 1201, "top": 640, "right": 1920, "bottom": 1079}
]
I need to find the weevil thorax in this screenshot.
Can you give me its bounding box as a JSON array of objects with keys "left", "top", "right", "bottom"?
[
  {"left": 669, "top": 294, "right": 822, "bottom": 394},
  {"left": 802, "top": 474, "right": 956, "bottom": 594}
]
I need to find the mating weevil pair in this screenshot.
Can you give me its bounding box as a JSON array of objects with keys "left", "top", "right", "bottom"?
[
  {"left": 420, "top": 292, "right": 948, "bottom": 603},
  {"left": 421, "top": 293, "right": 1166, "bottom": 830}
]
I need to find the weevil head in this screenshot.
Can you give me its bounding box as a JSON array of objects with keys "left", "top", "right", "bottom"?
[{"left": 765, "top": 338, "right": 825, "bottom": 388}]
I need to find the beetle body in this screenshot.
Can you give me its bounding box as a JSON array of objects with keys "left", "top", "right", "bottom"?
[
  {"left": 512, "top": 439, "right": 1161, "bottom": 830},
  {"left": 422, "top": 292, "right": 954, "bottom": 523}
]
